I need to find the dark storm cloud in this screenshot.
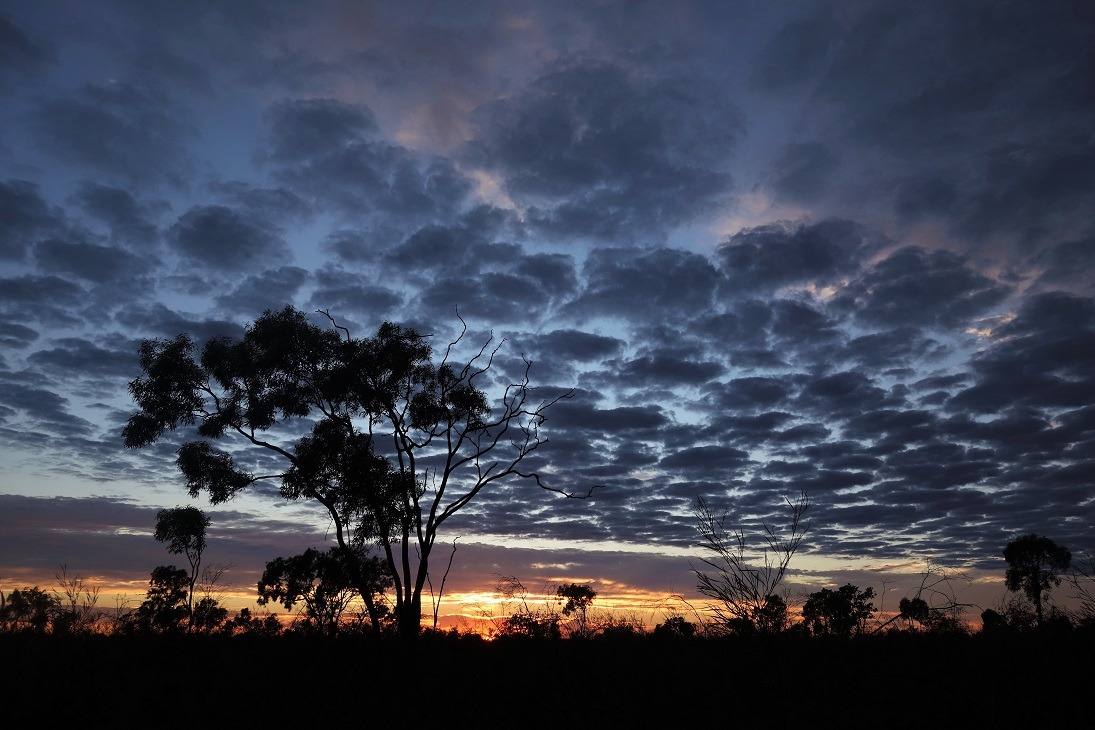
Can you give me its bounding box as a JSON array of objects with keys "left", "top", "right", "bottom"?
[
  {"left": 385, "top": 224, "right": 489, "bottom": 274},
  {"left": 214, "top": 266, "right": 309, "bottom": 316},
  {"left": 769, "top": 299, "right": 840, "bottom": 347},
  {"left": 773, "top": 0, "right": 1095, "bottom": 250},
  {"left": 548, "top": 399, "right": 669, "bottom": 437},
  {"left": 516, "top": 253, "right": 579, "bottom": 300},
  {"left": 616, "top": 352, "right": 724, "bottom": 388},
  {"left": 33, "top": 82, "right": 196, "bottom": 186},
  {"left": 566, "top": 247, "right": 718, "bottom": 321},
  {"left": 793, "top": 370, "right": 900, "bottom": 420},
  {"left": 265, "top": 98, "right": 472, "bottom": 221},
  {"left": 660, "top": 444, "right": 750, "bottom": 473},
  {"left": 468, "top": 61, "right": 739, "bottom": 240},
  {"left": 0, "top": 382, "right": 95, "bottom": 437},
  {"left": 0, "top": 179, "right": 66, "bottom": 261},
  {"left": 266, "top": 97, "right": 379, "bottom": 162},
  {"left": 834, "top": 247, "right": 1010, "bottom": 329},
  {"left": 843, "top": 327, "right": 945, "bottom": 369},
  {"left": 112, "top": 304, "right": 244, "bottom": 343},
  {"left": 208, "top": 181, "right": 313, "bottom": 227},
  {"left": 705, "top": 377, "right": 791, "bottom": 412},
  {"left": 531, "top": 330, "right": 624, "bottom": 363},
  {"left": 1030, "top": 236, "right": 1095, "bottom": 293},
  {"left": 950, "top": 291, "right": 1095, "bottom": 414},
  {"left": 0, "top": 13, "right": 53, "bottom": 86},
  {"left": 307, "top": 267, "right": 403, "bottom": 323},
  {"left": 768, "top": 141, "right": 839, "bottom": 204},
  {"left": 0, "top": 274, "right": 87, "bottom": 328},
  {"left": 33, "top": 239, "right": 152, "bottom": 284},
  {"left": 716, "top": 219, "right": 877, "bottom": 294},
  {"left": 69, "top": 182, "right": 164, "bottom": 249},
  {"left": 0, "top": 322, "right": 38, "bottom": 349},
  {"left": 752, "top": 8, "right": 840, "bottom": 90},
  {"left": 168, "top": 205, "right": 290, "bottom": 271},
  {"left": 27, "top": 334, "right": 138, "bottom": 382}
]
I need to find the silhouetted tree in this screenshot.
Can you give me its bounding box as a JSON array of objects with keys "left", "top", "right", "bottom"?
[
  {"left": 1003, "top": 534, "right": 1071, "bottom": 627},
  {"left": 228, "top": 607, "right": 282, "bottom": 636},
  {"left": 0, "top": 587, "right": 59, "bottom": 633},
  {"left": 123, "top": 306, "right": 583, "bottom": 639},
  {"left": 257, "top": 547, "right": 390, "bottom": 634},
  {"left": 493, "top": 575, "right": 561, "bottom": 639},
  {"left": 753, "top": 594, "right": 790, "bottom": 634},
  {"left": 190, "top": 597, "right": 228, "bottom": 634},
  {"left": 653, "top": 615, "right": 697, "bottom": 638},
  {"left": 802, "top": 584, "right": 876, "bottom": 637},
  {"left": 126, "top": 566, "right": 191, "bottom": 633},
  {"left": 154, "top": 506, "right": 210, "bottom": 628},
  {"left": 51, "top": 565, "right": 101, "bottom": 635},
  {"left": 692, "top": 490, "right": 809, "bottom": 634},
  {"left": 1066, "top": 552, "right": 1095, "bottom": 629},
  {"left": 557, "top": 583, "right": 596, "bottom": 638},
  {"left": 875, "top": 564, "right": 973, "bottom": 634}
]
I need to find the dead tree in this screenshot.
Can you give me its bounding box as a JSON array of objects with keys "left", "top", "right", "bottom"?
[{"left": 691, "top": 489, "right": 809, "bottom": 633}]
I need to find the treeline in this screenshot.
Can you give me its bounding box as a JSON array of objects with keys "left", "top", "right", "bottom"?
[{"left": 2, "top": 501, "right": 1093, "bottom": 639}]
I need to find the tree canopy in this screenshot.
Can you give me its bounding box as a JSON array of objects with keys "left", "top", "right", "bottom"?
[
  {"left": 154, "top": 506, "right": 210, "bottom": 627},
  {"left": 124, "top": 306, "right": 580, "bottom": 638},
  {"left": 1004, "top": 534, "right": 1071, "bottom": 626}
]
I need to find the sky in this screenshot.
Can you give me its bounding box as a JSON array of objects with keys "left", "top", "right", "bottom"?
[{"left": 1, "top": 0, "right": 1093, "bottom": 627}]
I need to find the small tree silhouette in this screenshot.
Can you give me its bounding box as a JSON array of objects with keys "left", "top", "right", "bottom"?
[
  {"left": 154, "top": 506, "right": 210, "bottom": 629},
  {"left": 802, "top": 584, "right": 876, "bottom": 637},
  {"left": 692, "top": 490, "right": 809, "bottom": 634},
  {"left": 557, "top": 583, "right": 596, "bottom": 638},
  {"left": 258, "top": 547, "right": 389, "bottom": 634},
  {"left": 126, "top": 566, "right": 191, "bottom": 633},
  {"left": 1003, "top": 534, "right": 1071, "bottom": 627}
]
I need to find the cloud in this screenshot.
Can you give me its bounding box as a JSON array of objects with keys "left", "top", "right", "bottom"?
[
  {"left": 214, "top": 266, "right": 309, "bottom": 316},
  {"left": 0, "top": 274, "right": 87, "bottom": 328},
  {"left": 834, "top": 247, "right": 1010, "bottom": 329},
  {"left": 0, "top": 13, "right": 53, "bottom": 87},
  {"left": 566, "top": 247, "right": 719, "bottom": 321},
  {"left": 468, "top": 61, "right": 740, "bottom": 240},
  {"left": 168, "top": 205, "right": 290, "bottom": 271},
  {"left": 265, "top": 98, "right": 472, "bottom": 222},
  {"left": 716, "top": 219, "right": 877, "bottom": 295},
  {"left": 69, "top": 182, "right": 164, "bottom": 249},
  {"left": 531, "top": 330, "right": 624, "bottom": 363},
  {"left": 33, "top": 83, "right": 196, "bottom": 186},
  {"left": 752, "top": 8, "right": 841, "bottom": 91},
  {"left": 768, "top": 142, "right": 840, "bottom": 204},
  {"left": 0, "top": 179, "right": 66, "bottom": 261},
  {"left": 950, "top": 291, "right": 1095, "bottom": 413},
  {"left": 33, "top": 239, "right": 152, "bottom": 284}
]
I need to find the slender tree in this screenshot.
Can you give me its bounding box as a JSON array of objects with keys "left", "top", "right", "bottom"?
[
  {"left": 124, "top": 306, "right": 586, "bottom": 639},
  {"left": 1003, "top": 534, "right": 1071, "bottom": 626},
  {"left": 154, "top": 506, "right": 210, "bottom": 629}
]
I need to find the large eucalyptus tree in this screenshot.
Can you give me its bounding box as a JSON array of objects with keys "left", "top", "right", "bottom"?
[{"left": 124, "top": 305, "right": 581, "bottom": 638}]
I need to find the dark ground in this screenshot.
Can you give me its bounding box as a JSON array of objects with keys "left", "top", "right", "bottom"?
[{"left": 1, "top": 633, "right": 1089, "bottom": 728}]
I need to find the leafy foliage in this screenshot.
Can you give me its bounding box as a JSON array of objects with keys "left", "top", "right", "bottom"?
[
  {"left": 1003, "top": 534, "right": 1071, "bottom": 626},
  {"left": 257, "top": 547, "right": 390, "bottom": 634},
  {"left": 124, "top": 306, "right": 578, "bottom": 638},
  {"left": 124, "top": 566, "right": 192, "bottom": 633},
  {"left": 802, "top": 584, "right": 876, "bottom": 637},
  {"left": 154, "top": 506, "right": 210, "bottom": 627},
  {"left": 0, "top": 587, "right": 60, "bottom": 633}
]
